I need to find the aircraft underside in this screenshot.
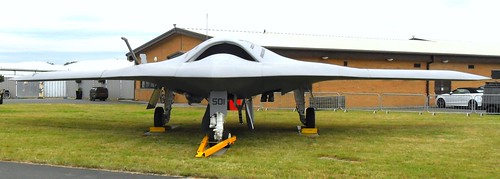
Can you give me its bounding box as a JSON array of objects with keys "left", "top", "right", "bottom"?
[
  {"left": 148, "top": 85, "right": 317, "bottom": 151},
  {"left": 149, "top": 76, "right": 325, "bottom": 98}
]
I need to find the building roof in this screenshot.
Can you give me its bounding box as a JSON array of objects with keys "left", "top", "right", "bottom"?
[
  {"left": 129, "top": 28, "right": 500, "bottom": 59},
  {"left": 128, "top": 28, "right": 209, "bottom": 57},
  {"left": 0, "top": 59, "right": 133, "bottom": 77}
]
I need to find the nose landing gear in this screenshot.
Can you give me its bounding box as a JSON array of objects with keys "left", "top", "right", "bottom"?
[{"left": 196, "top": 112, "right": 237, "bottom": 158}]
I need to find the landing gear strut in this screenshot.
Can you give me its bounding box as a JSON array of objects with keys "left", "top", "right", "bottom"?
[
  {"left": 233, "top": 96, "right": 255, "bottom": 130},
  {"left": 152, "top": 88, "right": 174, "bottom": 127},
  {"left": 294, "top": 88, "right": 318, "bottom": 135},
  {"left": 196, "top": 91, "right": 237, "bottom": 157}
]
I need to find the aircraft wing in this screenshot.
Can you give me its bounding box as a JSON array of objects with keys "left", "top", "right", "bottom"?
[
  {"left": 10, "top": 37, "right": 489, "bottom": 97},
  {"left": 10, "top": 62, "right": 178, "bottom": 81},
  {"left": 260, "top": 58, "right": 488, "bottom": 81},
  {"left": 10, "top": 58, "right": 487, "bottom": 82}
]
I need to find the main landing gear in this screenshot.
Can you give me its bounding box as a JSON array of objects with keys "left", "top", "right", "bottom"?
[
  {"left": 294, "top": 88, "right": 319, "bottom": 135},
  {"left": 147, "top": 87, "right": 174, "bottom": 133}
]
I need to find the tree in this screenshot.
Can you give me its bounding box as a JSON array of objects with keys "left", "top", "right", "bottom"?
[{"left": 0, "top": 74, "right": 4, "bottom": 83}]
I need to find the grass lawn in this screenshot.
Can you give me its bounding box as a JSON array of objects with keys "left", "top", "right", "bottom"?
[{"left": 0, "top": 103, "right": 499, "bottom": 178}]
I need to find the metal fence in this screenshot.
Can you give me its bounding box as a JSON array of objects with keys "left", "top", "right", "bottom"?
[
  {"left": 309, "top": 92, "right": 344, "bottom": 110},
  {"left": 256, "top": 92, "right": 500, "bottom": 115},
  {"left": 482, "top": 94, "right": 500, "bottom": 114},
  {"left": 381, "top": 93, "right": 427, "bottom": 113}
]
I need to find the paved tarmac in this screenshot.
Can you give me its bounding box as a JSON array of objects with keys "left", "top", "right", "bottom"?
[
  {"left": 1, "top": 98, "right": 143, "bottom": 104},
  {"left": 1, "top": 98, "right": 202, "bottom": 108},
  {"left": 0, "top": 161, "right": 178, "bottom": 179}
]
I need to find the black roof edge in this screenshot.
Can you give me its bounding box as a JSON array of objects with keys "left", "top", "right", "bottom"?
[
  {"left": 267, "top": 46, "right": 500, "bottom": 59},
  {"left": 125, "top": 28, "right": 213, "bottom": 57}
]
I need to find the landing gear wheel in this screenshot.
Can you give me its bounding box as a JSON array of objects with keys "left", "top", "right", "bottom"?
[
  {"left": 305, "top": 107, "right": 316, "bottom": 128},
  {"left": 207, "top": 130, "right": 232, "bottom": 148},
  {"left": 208, "top": 130, "right": 217, "bottom": 147},
  {"left": 208, "top": 130, "right": 215, "bottom": 142},
  {"left": 154, "top": 107, "right": 165, "bottom": 127}
]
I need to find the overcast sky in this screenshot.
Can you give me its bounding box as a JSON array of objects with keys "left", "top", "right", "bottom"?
[{"left": 1, "top": 0, "right": 499, "bottom": 64}]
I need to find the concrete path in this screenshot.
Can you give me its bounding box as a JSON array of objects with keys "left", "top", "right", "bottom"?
[{"left": 0, "top": 161, "right": 179, "bottom": 179}]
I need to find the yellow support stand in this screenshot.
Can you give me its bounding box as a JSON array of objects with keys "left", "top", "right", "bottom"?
[
  {"left": 300, "top": 128, "right": 318, "bottom": 134},
  {"left": 195, "top": 135, "right": 237, "bottom": 158},
  {"left": 149, "top": 127, "right": 166, "bottom": 133},
  {"left": 298, "top": 126, "right": 319, "bottom": 136},
  {"left": 144, "top": 126, "right": 179, "bottom": 136},
  {"left": 196, "top": 135, "right": 209, "bottom": 156}
]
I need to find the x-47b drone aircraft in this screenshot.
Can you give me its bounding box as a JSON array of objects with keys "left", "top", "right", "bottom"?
[{"left": 12, "top": 37, "right": 488, "bottom": 154}]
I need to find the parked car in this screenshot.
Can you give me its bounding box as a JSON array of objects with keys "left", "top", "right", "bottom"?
[
  {"left": 482, "top": 82, "right": 500, "bottom": 113},
  {"left": 89, "top": 87, "right": 108, "bottom": 101},
  {"left": 436, "top": 87, "right": 483, "bottom": 109}
]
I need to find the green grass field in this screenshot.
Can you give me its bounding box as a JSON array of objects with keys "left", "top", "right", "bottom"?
[{"left": 0, "top": 103, "right": 499, "bottom": 178}]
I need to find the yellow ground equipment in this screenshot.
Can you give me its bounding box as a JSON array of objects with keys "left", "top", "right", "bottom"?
[
  {"left": 149, "top": 127, "right": 166, "bottom": 133},
  {"left": 297, "top": 126, "right": 319, "bottom": 136},
  {"left": 196, "top": 135, "right": 237, "bottom": 158}
]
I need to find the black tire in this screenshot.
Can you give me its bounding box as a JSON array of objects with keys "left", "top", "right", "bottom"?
[
  {"left": 201, "top": 105, "right": 211, "bottom": 133},
  {"left": 208, "top": 130, "right": 215, "bottom": 141},
  {"left": 468, "top": 100, "right": 478, "bottom": 110},
  {"left": 154, "top": 107, "right": 165, "bottom": 127},
  {"left": 208, "top": 130, "right": 217, "bottom": 147},
  {"left": 437, "top": 98, "right": 446, "bottom": 108},
  {"left": 305, "top": 107, "right": 316, "bottom": 128},
  {"left": 100, "top": 98, "right": 106, "bottom": 101},
  {"left": 222, "top": 131, "right": 231, "bottom": 140},
  {"left": 223, "top": 131, "right": 232, "bottom": 148}
]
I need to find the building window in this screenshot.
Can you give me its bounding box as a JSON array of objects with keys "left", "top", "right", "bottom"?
[
  {"left": 343, "top": 61, "right": 348, "bottom": 66},
  {"left": 434, "top": 80, "right": 451, "bottom": 94},
  {"left": 468, "top": 64, "right": 475, "bottom": 69},
  {"left": 414, "top": 63, "right": 421, "bottom": 68},
  {"left": 141, "top": 81, "right": 157, "bottom": 89}
]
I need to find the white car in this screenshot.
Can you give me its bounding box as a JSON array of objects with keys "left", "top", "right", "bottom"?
[{"left": 436, "top": 87, "right": 483, "bottom": 109}]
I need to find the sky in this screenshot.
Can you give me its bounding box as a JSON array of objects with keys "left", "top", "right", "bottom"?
[{"left": 1, "top": 0, "right": 499, "bottom": 65}]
